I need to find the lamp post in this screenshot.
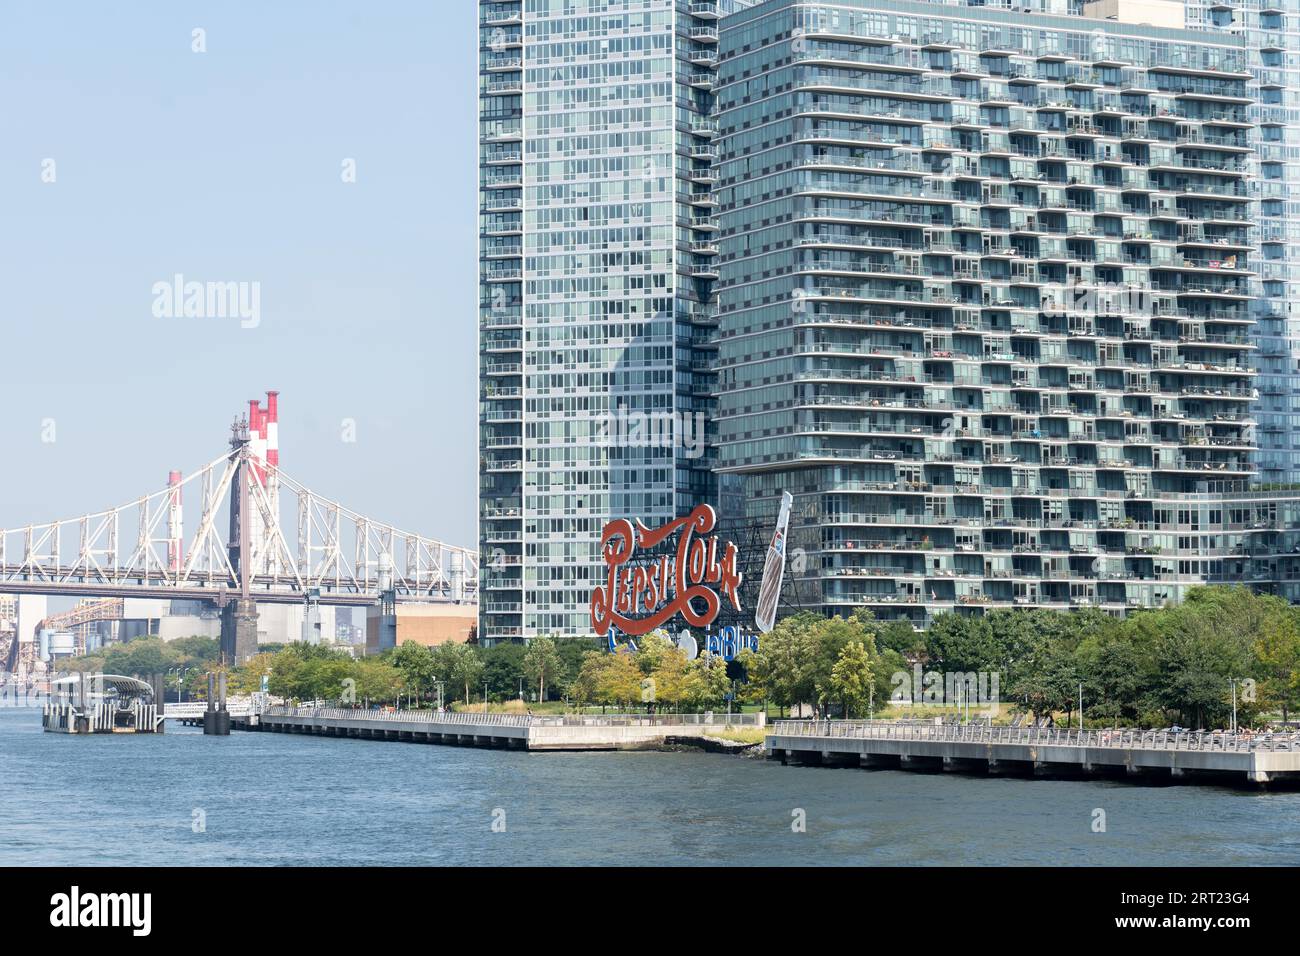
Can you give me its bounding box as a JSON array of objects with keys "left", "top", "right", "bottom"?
[
  {"left": 1229, "top": 678, "right": 1239, "bottom": 734},
  {"left": 1079, "top": 681, "right": 1084, "bottom": 732}
]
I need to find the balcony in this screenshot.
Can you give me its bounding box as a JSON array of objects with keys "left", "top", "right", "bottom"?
[
  {"left": 687, "top": 47, "right": 718, "bottom": 67},
  {"left": 689, "top": 118, "right": 720, "bottom": 139}
]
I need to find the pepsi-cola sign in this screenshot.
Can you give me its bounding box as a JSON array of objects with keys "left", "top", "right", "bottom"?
[{"left": 590, "top": 505, "right": 742, "bottom": 637}]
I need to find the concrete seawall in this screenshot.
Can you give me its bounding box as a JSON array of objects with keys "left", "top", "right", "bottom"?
[
  {"left": 237, "top": 707, "right": 763, "bottom": 752},
  {"left": 767, "top": 721, "right": 1300, "bottom": 787}
]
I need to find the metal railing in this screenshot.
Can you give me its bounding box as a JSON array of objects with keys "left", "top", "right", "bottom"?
[
  {"left": 267, "top": 705, "right": 532, "bottom": 727},
  {"left": 771, "top": 720, "right": 1300, "bottom": 753},
  {"left": 164, "top": 701, "right": 259, "bottom": 718},
  {"left": 265, "top": 706, "right": 763, "bottom": 729},
  {"left": 534, "top": 712, "right": 764, "bottom": 728}
]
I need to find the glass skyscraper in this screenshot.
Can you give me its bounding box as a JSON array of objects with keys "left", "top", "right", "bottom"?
[
  {"left": 712, "top": 0, "right": 1300, "bottom": 625},
  {"left": 1185, "top": 0, "right": 1300, "bottom": 485},
  {"left": 478, "top": 0, "right": 749, "bottom": 642},
  {"left": 481, "top": 0, "right": 1300, "bottom": 642}
]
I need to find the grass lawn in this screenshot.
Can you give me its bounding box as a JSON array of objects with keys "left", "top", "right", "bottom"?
[
  {"left": 450, "top": 699, "right": 569, "bottom": 715},
  {"left": 706, "top": 726, "right": 768, "bottom": 745},
  {"left": 444, "top": 699, "right": 1031, "bottom": 725}
]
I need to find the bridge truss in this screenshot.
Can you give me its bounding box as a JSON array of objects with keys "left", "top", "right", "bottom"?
[{"left": 0, "top": 434, "right": 477, "bottom": 607}]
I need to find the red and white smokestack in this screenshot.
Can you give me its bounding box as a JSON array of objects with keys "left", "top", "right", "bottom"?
[
  {"left": 265, "top": 390, "right": 279, "bottom": 470},
  {"left": 263, "top": 391, "right": 281, "bottom": 577},
  {"left": 167, "top": 470, "right": 184, "bottom": 574},
  {"left": 247, "top": 398, "right": 268, "bottom": 486}
]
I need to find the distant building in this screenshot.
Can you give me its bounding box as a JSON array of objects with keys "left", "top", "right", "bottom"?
[{"left": 366, "top": 603, "right": 476, "bottom": 654}]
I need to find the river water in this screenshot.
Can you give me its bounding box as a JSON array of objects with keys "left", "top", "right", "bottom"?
[{"left": 3, "top": 709, "right": 1298, "bottom": 866}]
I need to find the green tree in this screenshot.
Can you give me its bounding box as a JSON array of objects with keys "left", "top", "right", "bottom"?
[
  {"left": 925, "top": 613, "right": 999, "bottom": 676},
  {"left": 1144, "top": 605, "right": 1250, "bottom": 729},
  {"left": 1009, "top": 636, "right": 1078, "bottom": 722},
  {"left": 168, "top": 636, "right": 221, "bottom": 667},
  {"left": 569, "top": 651, "right": 604, "bottom": 709},
  {"left": 103, "top": 637, "right": 174, "bottom": 677},
  {"left": 434, "top": 642, "right": 485, "bottom": 705},
  {"left": 61, "top": 653, "right": 107, "bottom": 674},
  {"left": 305, "top": 656, "right": 355, "bottom": 703},
  {"left": 556, "top": 637, "right": 603, "bottom": 695},
  {"left": 876, "top": 619, "right": 925, "bottom": 658},
  {"left": 266, "top": 643, "right": 347, "bottom": 702},
  {"left": 267, "top": 648, "right": 308, "bottom": 701},
  {"left": 1076, "top": 624, "right": 1155, "bottom": 725},
  {"left": 523, "top": 636, "right": 564, "bottom": 703},
  {"left": 828, "top": 641, "right": 875, "bottom": 717},
  {"left": 586, "top": 651, "right": 642, "bottom": 709},
  {"left": 629, "top": 633, "right": 691, "bottom": 712},
  {"left": 808, "top": 612, "right": 879, "bottom": 713},
  {"left": 875, "top": 648, "right": 910, "bottom": 709},
  {"left": 388, "top": 642, "right": 437, "bottom": 704},
  {"left": 648, "top": 643, "right": 690, "bottom": 710},
  {"left": 480, "top": 641, "right": 526, "bottom": 701},
  {"left": 632, "top": 632, "right": 670, "bottom": 674},
  {"left": 682, "top": 654, "right": 730, "bottom": 710},
  {"left": 744, "top": 612, "right": 821, "bottom": 715},
  {"left": 229, "top": 652, "right": 277, "bottom": 695},
  {"left": 1254, "top": 607, "right": 1300, "bottom": 723},
  {"left": 354, "top": 658, "right": 403, "bottom": 704}
]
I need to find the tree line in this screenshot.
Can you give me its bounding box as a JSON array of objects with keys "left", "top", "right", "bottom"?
[
  {"left": 57, "top": 585, "right": 1300, "bottom": 727},
  {"left": 64, "top": 632, "right": 742, "bottom": 712},
  {"left": 744, "top": 586, "right": 1300, "bottom": 729}
]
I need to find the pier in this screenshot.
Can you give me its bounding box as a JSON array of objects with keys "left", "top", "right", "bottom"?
[
  {"left": 42, "top": 674, "right": 163, "bottom": 735},
  {"left": 164, "top": 700, "right": 260, "bottom": 725},
  {"left": 236, "top": 705, "right": 764, "bottom": 751},
  {"left": 766, "top": 720, "right": 1300, "bottom": 787}
]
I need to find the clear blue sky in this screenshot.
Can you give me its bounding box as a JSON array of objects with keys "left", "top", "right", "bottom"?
[{"left": 0, "top": 1, "right": 478, "bottom": 547}]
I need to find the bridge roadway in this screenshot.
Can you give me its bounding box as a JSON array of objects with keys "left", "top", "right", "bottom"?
[
  {"left": 235, "top": 706, "right": 764, "bottom": 751},
  {"left": 0, "top": 573, "right": 472, "bottom": 605},
  {"left": 766, "top": 720, "right": 1300, "bottom": 786}
]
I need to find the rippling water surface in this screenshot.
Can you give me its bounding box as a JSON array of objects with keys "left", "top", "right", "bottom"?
[{"left": 3, "top": 709, "right": 1298, "bottom": 866}]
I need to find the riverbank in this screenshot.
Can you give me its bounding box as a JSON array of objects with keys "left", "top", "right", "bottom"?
[{"left": 239, "top": 705, "right": 767, "bottom": 752}]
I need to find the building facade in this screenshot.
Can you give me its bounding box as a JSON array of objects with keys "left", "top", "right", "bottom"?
[
  {"left": 711, "top": 0, "right": 1294, "bottom": 625},
  {"left": 1185, "top": 0, "right": 1300, "bottom": 486},
  {"left": 478, "top": 0, "right": 747, "bottom": 642},
  {"left": 480, "top": 0, "right": 1300, "bottom": 641}
]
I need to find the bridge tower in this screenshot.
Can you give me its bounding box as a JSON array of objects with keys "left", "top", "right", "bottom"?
[{"left": 220, "top": 417, "right": 260, "bottom": 664}]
